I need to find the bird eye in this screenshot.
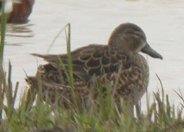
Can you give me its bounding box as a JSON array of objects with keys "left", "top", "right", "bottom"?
[{"left": 134, "top": 31, "right": 142, "bottom": 37}]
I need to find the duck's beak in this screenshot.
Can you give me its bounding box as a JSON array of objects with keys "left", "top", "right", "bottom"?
[{"left": 141, "top": 44, "right": 163, "bottom": 60}]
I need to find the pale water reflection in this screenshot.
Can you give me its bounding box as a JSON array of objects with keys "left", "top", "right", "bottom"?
[{"left": 3, "top": 0, "right": 184, "bottom": 111}]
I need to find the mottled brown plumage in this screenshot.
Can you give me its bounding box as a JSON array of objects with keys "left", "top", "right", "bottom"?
[{"left": 26, "top": 23, "right": 162, "bottom": 114}]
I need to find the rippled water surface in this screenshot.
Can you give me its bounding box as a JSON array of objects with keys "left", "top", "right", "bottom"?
[{"left": 3, "top": 0, "right": 184, "bottom": 111}]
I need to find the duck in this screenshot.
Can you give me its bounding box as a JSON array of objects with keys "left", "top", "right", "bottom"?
[
  {"left": 0, "top": 0, "right": 35, "bottom": 23},
  {"left": 26, "top": 23, "right": 163, "bottom": 114}
]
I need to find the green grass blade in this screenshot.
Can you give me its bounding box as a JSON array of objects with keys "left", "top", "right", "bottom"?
[
  {"left": 0, "top": 1, "right": 7, "bottom": 66},
  {"left": 0, "top": 1, "right": 7, "bottom": 120}
]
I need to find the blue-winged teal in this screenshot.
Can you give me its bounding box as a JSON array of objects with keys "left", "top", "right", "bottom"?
[
  {"left": 0, "top": 0, "right": 34, "bottom": 23},
  {"left": 26, "top": 23, "right": 162, "bottom": 114}
]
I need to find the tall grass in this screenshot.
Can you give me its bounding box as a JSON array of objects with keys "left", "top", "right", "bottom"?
[
  {"left": 0, "top": 0, "right": 7, "bottom": 120},
  {"left": 0, "top": 1, "right": 20, "bottom": 128}
]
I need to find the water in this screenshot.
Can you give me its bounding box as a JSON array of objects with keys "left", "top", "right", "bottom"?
[{"left": 3, "top": 0, "right": 184, "bottom": 111}]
